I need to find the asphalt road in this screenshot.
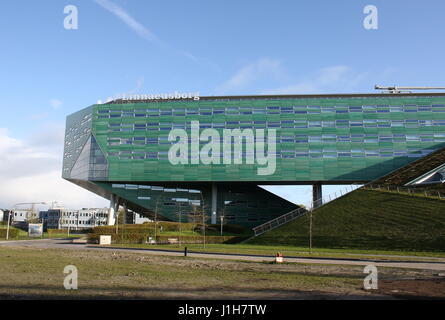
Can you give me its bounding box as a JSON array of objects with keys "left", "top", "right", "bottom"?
[{"left": 1, "top": 238, "right": 445, "bottom": 271}]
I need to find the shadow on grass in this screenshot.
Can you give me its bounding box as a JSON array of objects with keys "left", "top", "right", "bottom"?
[{"left": 0, "top": 283, "right": 387, "bottom": 300}]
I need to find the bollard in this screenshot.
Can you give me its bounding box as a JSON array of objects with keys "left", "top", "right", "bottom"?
[{"left": 184, "top": 247, "right": 188, "bottom": 257}]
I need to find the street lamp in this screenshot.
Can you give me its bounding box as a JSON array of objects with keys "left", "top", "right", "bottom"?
[
  {"left": 5, "top": 211, "right": 12, "bottom": 240},
  {"left": 220, "top": 215, "right": 224, "bottom": 236}
]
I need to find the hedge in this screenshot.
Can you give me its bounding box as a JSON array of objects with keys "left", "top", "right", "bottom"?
[
  {"left": 91, "top": 222, "right": 195, "bottom": 234},
  {"left": 0, "top": 229, "right": 19, "bottom": 239},
  {"left": 88, "top": 232, "right": 148, "bottom": 244},
  {"left": 205, "top": 224, "right": 249, "bottom": 235},
  {"left": 155, "top": 235, "right": 248, "bottom": 244},
  {"left": 87, "top": 232, "right": 249, "bottom": 245},
  {"left": 91, "top": 223, "right": 248, "bottom": 235},
  {"left": 47, "top": 229, "right": 68, "bottom": 235}
]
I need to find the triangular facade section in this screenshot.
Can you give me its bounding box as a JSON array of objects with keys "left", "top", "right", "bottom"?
[
  {"left": 69, "top": 136, "right": 92, "bottom": 180},
  {"left": 69, "top": 135, "right": 108, "bottom": 181}
]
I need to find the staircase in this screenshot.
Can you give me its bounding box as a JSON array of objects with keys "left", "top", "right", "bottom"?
[{"left": 251, "top": 185, "right": 362, "bottom": 237}]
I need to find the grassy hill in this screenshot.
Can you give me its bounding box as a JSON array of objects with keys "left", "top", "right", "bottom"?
[{"left": 248, "top": 189, "right": 445, "bottom": 252}]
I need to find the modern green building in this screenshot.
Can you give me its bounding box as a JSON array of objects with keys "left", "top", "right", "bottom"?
[{"left": 62, "top": 93, "right": 445, "bottom": 228}]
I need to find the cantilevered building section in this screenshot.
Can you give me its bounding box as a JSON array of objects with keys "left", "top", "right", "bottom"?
[{"left": 62, "top": 93, "right": 445, "bottom": 228}]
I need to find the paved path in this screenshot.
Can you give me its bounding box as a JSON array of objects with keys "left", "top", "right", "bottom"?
[{"left": 1, "top": 239, "right": 445, "bottom": 272}]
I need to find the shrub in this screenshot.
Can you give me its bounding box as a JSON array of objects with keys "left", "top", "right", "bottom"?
[
  {"left": 149, "top": 235, "right": 248, "bottom": 245},
  {"left": 88, "top": 231, "right": 150, "bottom": 244},
  {"left": 193, "top": 224, "right": 251, "bottom": 236},
  {"left": 90, "top": 222, "right": 195, "bottom": 235},
  {"left": 0, "top": 228, "right": 19, "bottom": 239},
  {"left": 47, "top": 229, "right": 68, "bottom": 235},
  {"left": 88, "top": 227, "right": 249, "bottom": 245}
]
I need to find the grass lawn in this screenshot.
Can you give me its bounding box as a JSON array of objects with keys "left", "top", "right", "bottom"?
[
  {"left": 249, "top": 189, "right": 445, "bottom": 252},
  {"left": 0, "top": 245, "right": 428, "bottom": 300},
  {"left": 107, "top": 243, "right": 445, "bottom": 260}
]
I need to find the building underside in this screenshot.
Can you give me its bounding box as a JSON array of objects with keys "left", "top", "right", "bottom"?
[{"left": 66, "top": 178, "right": 299, "bottom": 228}]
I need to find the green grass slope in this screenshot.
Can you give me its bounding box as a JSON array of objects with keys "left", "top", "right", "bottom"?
[{"left": 249, "top": 189, "right": 445, "bottom": 252}]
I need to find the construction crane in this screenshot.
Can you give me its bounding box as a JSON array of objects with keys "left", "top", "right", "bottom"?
[
  {"left": 375, "top": 85, "right": 445, "bottom": 94},
  {"left": 12, "top": 202, "right": 48, "bottom": 220}
]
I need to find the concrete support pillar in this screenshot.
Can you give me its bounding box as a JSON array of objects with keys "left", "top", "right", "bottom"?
[
  {"left": 312, "top": 183, "right": 323, "bottom": 209},
  {"left": 211, "top": 183, "right": 217, "bottom": 224},
  {"left": 107, "top": 194, "right": 119, "bottom": 226}
]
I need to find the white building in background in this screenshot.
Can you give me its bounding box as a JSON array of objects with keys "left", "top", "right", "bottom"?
[
  {"left": 39, "top": 208, "right": 109, "bottom": 230},
  {"left": 11, "top": 210, "right": 33, "bottom": 223},
  {"left": 0, "top": 210, "right": 4, "bottom": 222},
  {"left": 127, "top": 211, "right": 152, "bottom": 224}
]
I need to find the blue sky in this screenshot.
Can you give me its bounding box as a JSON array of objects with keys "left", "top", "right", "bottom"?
[{"left": 0, "top": 0, "right": 444, "bottom": 209}]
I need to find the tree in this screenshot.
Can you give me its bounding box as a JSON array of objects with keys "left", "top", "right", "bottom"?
[
  {"left": 175, "top": 201, "right": 187, "bottom": 245},
  {"left": 186, "top": 192, "right": 209, "bottom": 247},
  {"left": 199, "top": 191, "right": 209, "bottom": 248},
  {"left": 153, "top": 193, "right": 165, "bottom": 242}
]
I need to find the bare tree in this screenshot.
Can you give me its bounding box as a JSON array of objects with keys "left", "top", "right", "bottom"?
[
  {"left": 186, "top": 204, "right": 200, "bottom": 234},
  {"left": 199, "top": 191, "right": 209, "bottom": 248},
  {"left": 175, "top": 201, "right": 185, "bottom": 246},
  {"left": 185, "top": 192, "right": 209, "bottom": 247},
  {"left": 153, "top": 193, "right": 165, "bottom": 243}
]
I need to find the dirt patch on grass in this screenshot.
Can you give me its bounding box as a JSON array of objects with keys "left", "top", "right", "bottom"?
[{"left": 376, "top": 278, "right": 445, "bottom": 299}]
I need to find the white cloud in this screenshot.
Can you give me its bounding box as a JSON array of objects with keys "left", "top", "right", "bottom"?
[
  {"left": 217, "top": 58, "right": 286, "bottom": 94},
  {"left": 49, "top": 99, "right": 62, "bottom": 109},
  {"left": 217, "top": 59, "right": 375, "bottom": 95},
  {"left": 94, "top": 0, "right": 161, "bottom": 45},
  {"left": 262, "top": 65, "right": 369, "bottom": 95},
  {"left": 94, "top": 0, "right": 200, "bottom": 63},
  {"left": 1, "top": 171, "right": 108, "bottom": 210},
  {"left": 128, "top": 76, "right": 144, "bottom": 94},
  {"left": 0, "top": 127, "right": 108, "bottom": 210}
]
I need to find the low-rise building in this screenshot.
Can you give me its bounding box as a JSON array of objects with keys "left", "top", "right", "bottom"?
[
  {"left": 11, "top": 210, "right": 34, "bottom": 223},
  {"left": 39, "top": 208, "right": 109, "bottom": 230}
]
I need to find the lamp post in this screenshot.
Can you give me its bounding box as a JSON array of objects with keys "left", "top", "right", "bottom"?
[
  {"left": 220, "top": 215, "right": 224, "bottom": 236},
  {"left": 5, "top": 211, "right": 12, "bottom": 240},
  {"left": 200, "top": 191, "right": 206, "bottom": 249}
]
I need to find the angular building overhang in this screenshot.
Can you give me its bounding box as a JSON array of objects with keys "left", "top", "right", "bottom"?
[{"left": 62, "top": 92, "right": 445, "bottom": 226}]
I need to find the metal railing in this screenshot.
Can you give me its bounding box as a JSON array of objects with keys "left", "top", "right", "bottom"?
[
  {"left": 251, "top": 146, "right": 445, "bottom": 238},
  {"left": 364, "top": 184, "right": 445, "bottom": 201},
  {"left": 252, "top": 185, "right": 362, "bottom": 237}
]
